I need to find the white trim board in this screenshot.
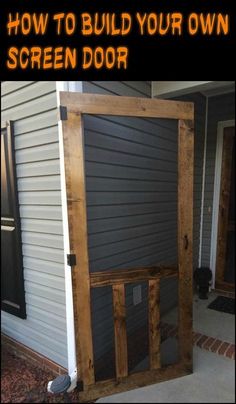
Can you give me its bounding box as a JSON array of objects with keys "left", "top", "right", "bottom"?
[
  {"left": 210, "top": 119, "right": 235, "bottom": 288},
  {"left": 55, "top": 81, "right": 82, "bottom": 386}
]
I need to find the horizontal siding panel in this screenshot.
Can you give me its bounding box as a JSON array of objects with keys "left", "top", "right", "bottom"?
[
  {"left": 89, "top": 230, "right": 176, "bottom": 261},
  {"left": 26, "top": 306, "right": 66, "bottom": 331},
  {"left": 89, "top": 81, "right": 148, "bottom": 97},
  {"left": 122, "top": 81, "right": 151, "bottom": 96},
  {"left": 20, "top": 205, "right": 62, "bottom": 220},
  {"left": 16, "top": 143, "right": 59, "bottom": 164},
  {"left": 13, "top": 110, "right": 58, "bottom": 135},
  {"left": 25, "top": 293, "right": 66, "bottom": 318},
  {"left": 21, "top": 218, "right": 62, "bottom": 234},
  {"left": 1, "top": 322, "right": 67, "bottom": 368},
  {"left": 18, "top": 191, "right": 62, "bottom": 206},
  {"left": 87, "top": 202, "right": 176, "bottom": 220},
  {"left": 84, "top": 115, "right": 177, "bottom": 148},
  {"left": 88, "top": 211, "right": 176, "bottom": 235},
  {"left": 24, "top": 316, "right": 66, "bottom": 344},
  {"left": 14, "top": 127, "right": 59, "bottom": 149},
  {"left": 2, "top": 320, "right": 66, "bottom": 357},
  {"left": 18, "top": 175, "right": 61, "bottom": 191},
  {"left": 83, "top": 82, "right": 114, "bottom": 95},
  {"left": 84, "top": 81, "right": 151, "bottom": 97},
  {"left": 1, "top": 92, "right": 57, "bottom": 122},
  {"left": 85, "top": 115, "right": 177, "bottom": 144},
  {"left": 22, "top": 244, "right": 64, "bottom": 263},
  {"left": 86, "top": 146, "right": 177, "bottom": 172},
  {"left": 86, "top": 191, "right": 177, "bottom": 206},
  {"left": 2, "top": 82, "right": 56, "bottom": 111},
  {"left": 22, "top": 232, "right": 63, "bottom": 249},
  {"left": 23, "top": 257, "right": 64, "bottom": 277},
  {"left": 1, "top": 81, "right": 35, "bottom": 95},
  {"left": 21, "top": 219, "right": 63, "bottom": 235},
  {"left": 88, "top": 214, "right": 176, "bottom": 247},
  {"left": 86, "top": 161, "right": 176, "bottom": 182},
  {"left": 24, "top": 270, "right": 65, "bottom": 291},
  {"left": 86, "top": 177, "right": 176, "bottom": 193},
  {"left": 90, "top": 240, "right": 177, "bottom": 270},
  {"left": 85, "top": 130, "right": 176, "bottom": 162},
  {"left": 24, "top": 281, "right": 65, "bottom": 304},
  {"left": 17, "top": 159, "right": 60, "bottom": 178},
  {"left": 89, "top": 247, "right": 178, "bottom": 273}
]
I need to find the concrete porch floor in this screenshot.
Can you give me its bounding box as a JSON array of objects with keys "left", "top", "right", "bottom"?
[
  {"left": 163, "top": 291, "right": 235, "bottom": 344},
  {"left": 97, "top": 292, "right": 235, "bottom": 403}
]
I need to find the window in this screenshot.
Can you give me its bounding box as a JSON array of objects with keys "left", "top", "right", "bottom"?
[{"left": 1, "top": 121, "right": 26, "bottom": 318}]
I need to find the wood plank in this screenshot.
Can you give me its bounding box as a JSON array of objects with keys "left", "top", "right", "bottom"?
[
  {"left": 79, "top": 362, "right": 189, "bottom": 402},
  {"left": 214, "top": 286, "right": 235, "bottom": 298},
  {"left": 216, "top": 128, "right": 234, "bottom": 284},
  {"left": 215, "top": 281, "right": 235, "bottom": 293},
  {"left": 178, "top": 119, "right": 194, "bottom": 372},
  {"left": 90, "top": 266, "right": 178, "bottom": 288},
  {"left": 61, "top": 112, "right": 95, "bottom": 385},
  {"left": 148, "top": 279, "right": 161, "bottom": 370},
  {"left": 112, "top": 284, "right": 128, "bottom": 379},
  {"left": 60, "top": 92, "right": 194, "bottom": 120}
]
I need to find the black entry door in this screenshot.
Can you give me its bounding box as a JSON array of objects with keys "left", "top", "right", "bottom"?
[
  {"left": 1, "top": 122, "right": 26, "bottom": 318},
  {"left": 224, "top": 136, "right": 235, "bottom": 284}
]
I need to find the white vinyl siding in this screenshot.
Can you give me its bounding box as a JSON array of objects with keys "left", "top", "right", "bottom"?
[{"left": 1, "top": 81, "right": 67, "bottom": 368}]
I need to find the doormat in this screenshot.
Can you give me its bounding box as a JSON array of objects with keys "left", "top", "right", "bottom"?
[{"left": 208, "top": 296, "right": 235, "bottom": 314}]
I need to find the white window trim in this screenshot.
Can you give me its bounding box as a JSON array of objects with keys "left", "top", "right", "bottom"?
[{"left": 210, "top": 119, "right": 235, "bottom": 287}]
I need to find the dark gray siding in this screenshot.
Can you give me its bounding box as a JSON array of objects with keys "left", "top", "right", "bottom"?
[
  {"left": 82, "top": 81, "right": 179, "bottom": 360},
  {"left": 201, "top": 92, "right": 235, "bottom": 266},
  {"left": 1, "top": 82, "right": 67, "bottom": 367}
]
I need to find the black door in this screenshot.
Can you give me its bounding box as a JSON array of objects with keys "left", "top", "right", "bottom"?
[
  {"left": 224, "top": 137, "right": 235, "bottom": 284},
  {"left": 1, "top": 121, "right": 26, "bottom": 318}
]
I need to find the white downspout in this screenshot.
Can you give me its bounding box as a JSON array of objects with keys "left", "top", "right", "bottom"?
[
  {"left": 198, "top": 96, "right": 208, "bottom": 268},
  {"left": 49, "top": 81, "right": 83, "bottom": 392}
]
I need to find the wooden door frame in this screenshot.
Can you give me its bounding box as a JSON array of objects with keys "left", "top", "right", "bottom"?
[
  {"left": 215, "top": 123, "right": 235, "bottom": 291},
  {"left": 210, "top": 120, "right": 235, "bottom": 291},
  {"left": 59, "top": 92, "right": 194, "bottom": 402}
]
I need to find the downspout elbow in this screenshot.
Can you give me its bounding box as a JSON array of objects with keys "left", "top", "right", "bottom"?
[{"left": 47, "top": 368, "right": 77, "bottom": 394}]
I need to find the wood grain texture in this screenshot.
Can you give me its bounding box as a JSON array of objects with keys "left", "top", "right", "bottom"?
[
  {"left": 148, "top": 279, "right": 161, "bottom": 370},
  {"left": 60, "top": 92, "right": 194, "bottom": 120},
  {"left": 62, "top": 112, "right": 94, "bottom": 385},
  {"left": 90, "top": 266, "right": 178, "bottom": 288},
  {"left": 112, "top": 284, "right": 128, "bottom": 379},
  {"left": 59, "top": 93, "right": 195, "bottom": 398},
  {"left": 215, "top": 281, "right": 235, "bottom": 292},
  {"left": 216, "top": 127, "right": 234, "bottom": 285},
  {"left": 178, "top": 119, "right": 194, "bottom": 372}
]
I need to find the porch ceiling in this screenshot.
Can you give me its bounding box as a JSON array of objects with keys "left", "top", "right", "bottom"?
[{"left": 152, "top": 81, "right": 235, "bottom": 98}]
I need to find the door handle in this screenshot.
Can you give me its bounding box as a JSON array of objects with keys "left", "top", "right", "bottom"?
[{"left": 184, "top": 235, "right": 189, "bottom": 250}]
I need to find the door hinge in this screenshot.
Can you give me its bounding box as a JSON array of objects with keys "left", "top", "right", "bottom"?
[
  {"left": 67, "top": 254, "right": 76, "bottom": 267},
  {"left": 58, "top": 105, "right": 68, "bottom": 121}
]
